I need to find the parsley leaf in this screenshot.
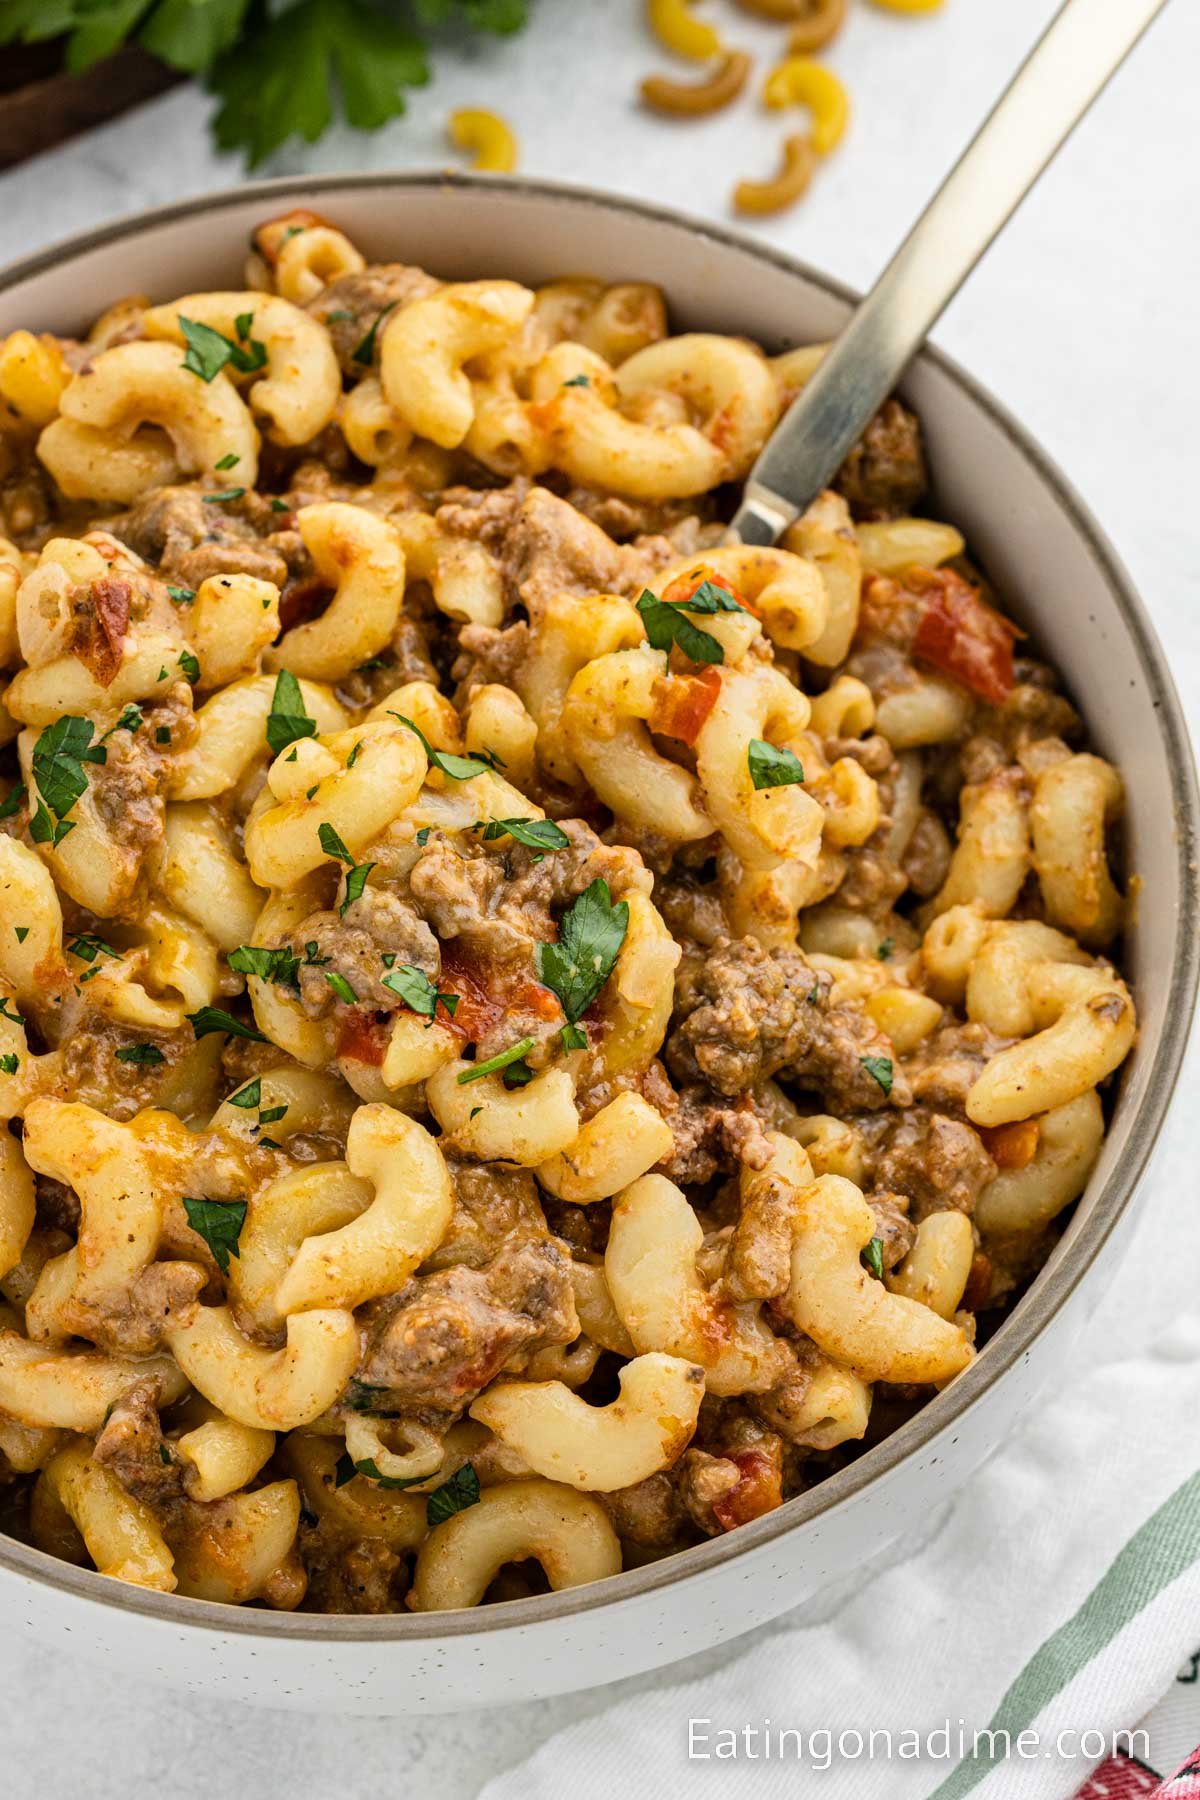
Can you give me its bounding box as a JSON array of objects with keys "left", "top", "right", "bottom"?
[
  {"left": 472, "top": 817, "right": 570, "bottom": 852},
  {"left": 561, "top": 1022, "right": 588, "bottom": 1051},
  {"left": 426, "top": 1462, "right": 481, "bottom": 1525},
  {"left": 187, "top": 1006, "right": 268, "bottom": 1043},
  {"left": 636, "top": 585, "right": 743, "bottom": 666},
  {"left": 318, "top": 822, "right": 354, "bottom": 865},
  {"left": 182, "top": 1196, "right": 247, "bottom": 1275},
  {"left": 389, "top": 713, "right": 497, "bottom": 781},
  {"left": 214, "top": 451, "right": 240, "bottom": 471},
  {"left": 535, "top": 878, "right": 629, "bottom": 1025},
  {"left": 204, "top": 487, "right": 245, "bottom": 504},
  {"left": 324, "top": 971, "right": 359, "bottom": 1005},
  {"left": 340, "top": 861, "right": 374, "bottom": 917},
  {"left": 351, "top": 301, "right": 398, "bottom": 366},
  {"left": 344, "top": 1379, "right": 400, "bottom": 1416},
  {"left": 456, "top": 1036, "right": 536, "bottom": 1085},
  {"left": 747, "top": 739, "right": 806, "bottom": 790},
  {"left": 0, "top": 782, "right": 25, "bottom": 820},
  {"left": 335, "top": 1453, "right": 423, "bottom": 1491},
  {"left": 258, "top": 1104, "right": 288, "bottom": 1126},
  {"left": 115, "top": 1043, "right": 165, "bottom": 1067},
  {"left": 228, "top": 944, "right": 301, "bottom": 988},
  {"left": 211, "top": 0, "right": 430, "bottom": 168},
  {"left": 861, "top": 1236, "right": 885, "bottom": 1281},
  {"left": 562, "top": 372, "right": 590, "bottom": 388},
  {"left": 0, "top": 999, "right": 23, "bottom": 1027},
  {"left": 66, "top": 934, "right": 121, "bottom": 965},
  {"left": 102, "top": 704, "right": 143, "bottom": 739},
  {"left": 228, "top": 1079, "right": 262, "bottom": 1110},
  {"left": 861, "top": 1055, "right": 894, "bottom": 1097},
  {"left": 177, "top": 649, "right": 201, "bottom": 684},
  {"left": 876, "top": 937, "right": 896, "bottom": 962},
  {"left": 0, "top": 1053, "right": 18, "bottom": 1075},
  {"left": 30, "top": 716, "right": 105, "bottom": 845},
  {"left": 381, "top": 963, "right": 458, "bottom": 1023},
  {"left": 13, "top": 927, "right": 28, "bottom": 943},
  {"left": 179, "top": 315, "right": 267, "bottom": 382},
  {"left": 166, "top": 584, "right": 195, "bottom": 606},
  {"left": 265, "top": 670, "right": 317, "bottom": 757}
]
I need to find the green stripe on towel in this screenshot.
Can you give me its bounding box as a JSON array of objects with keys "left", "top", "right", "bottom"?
[{"left": 929, "top": 1470, "right": 1200, "bottom": 1800}]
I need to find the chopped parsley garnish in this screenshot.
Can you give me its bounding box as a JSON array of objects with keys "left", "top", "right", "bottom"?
[
  {"left": 179, "top": 314, "right": 267, "bottom": 382},
  {"left": 876, "top": 937, "right": 895, "bottom": 962},
  {"left": 13, "top": 927, "right": 27, "bottom": 943},
  {"left": 115, "top": 1043, "right": 165, "bottom": 1067},
  {"left": 182, "top": 1196, "right": 247, "bottom": 1275},
  {"left": 501, "top": 1058, "right": 534, "bottom": 1088},
  {"left": 351, "top": 301, "right": 397, "bottom": 366},
  {"left": 214, "top": 451, "right": 240, "bottom": 471},
  {"left": 635, "top": 581, "right": 744, "bottom": 666},
  {"left": 29, "top": 716, "right": 106, "bottom": 847},
  {"left": 389, "top": 713, "right": 498, "bottom": 781},
  {"left": 472, "top": 817, "right": 570, "bottom": 852},
  {"left": 560, "top": 1022, "right": 588, "bottom": 1052},
  {"left": 354, "top": 655, "right": 392, "bottom": 673},
  {"left": 415, "top": 826, "right": 433, "bottom": 847},
  {"left": 0, "top": 782, "right": 25, "bottom": 819},
  {"left": 344, "top": 1379, "right": 398, "bottom": 1415},
  {"left": 228, "top": 1079, "right": 262, "bottom": 1109},
  {"left": 265, "top": 669, "right": 317, "bottom": 756},
  {"left": 203, "top": 487, "right": 246, "bottom": 504},
  {"left": 102, "top": 703, "right": 143, "bottom": 738},
  {"left": 346, "top": 741, "right": 363, "bottom": 769},
  {"left": 156, "top": 727, "right": 172, "bottom": 745},
  {"left": 382, "top": 963, "right": 458, "bottom": 1023},
  {"left": 166, "top": 584, "right": 195, "bottom": 606},
  {"left": 456, "top": 1036, "right": 536, "bottom": 1085},
  {"left": 861, "top": 1055, "right": 894, "bottom": 1097},
  {"left": 66, "top": 934, "right": 121, "bottom": 965},
  {"left": 861, "top": 1236, "right": 885, "bottom": 1280},
  {"left": 229, "top": 944, "right": 301, "bottom": 988},
  {"left": 747, "top": 738, "right": 806, "bottom": 790},
  {"left": 270, "top": 498, "right": 290, "bottom": 513},
  {"left": 177, "top": 650, "right": 201, "bottom": 684},
  {"left": 324, "top": 971, "right": 359, "bottom": 1005},
  {"left": 340, "top": 860, "right": 374, "bottom": 917},
  {"left": 187, "top": 1006, "right": 268, "bottom": 1043},
  {"left": 318, "top": 822, "right": 354, "bottom": 865},
  {"left": 334, "top": 1454, "right": 422, "bottom": 1491},
  {"left": 258, "top": 1104, "right": 288, "bottom": 1126},
  {"left": 325, "top": 310, "right": 355, "bottom": 323},
  {"left": 0, "top": 1053, "right": 18, "bottom": 1075},
  {"left": 562, "top": 372, "right": 590, "bottom": 387},
  {"left": 536, "top": 878, "right": 629, "bottom": 1026},
  {"left": 426, "top": 1462, "right": 480, "bottom": 1525},
  {"left": 0, "top": 998, "right": 23, "bottom": 1026}
]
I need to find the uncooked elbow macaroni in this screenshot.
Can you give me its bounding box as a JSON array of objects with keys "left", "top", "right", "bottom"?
[{"left": 0, "top": 218, "right": 1134, "bottom": 1616}]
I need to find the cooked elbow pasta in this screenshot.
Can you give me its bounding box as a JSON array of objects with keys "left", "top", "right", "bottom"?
[{"left": 0, "top": 220, "right": 1133, "bottom": 1616}]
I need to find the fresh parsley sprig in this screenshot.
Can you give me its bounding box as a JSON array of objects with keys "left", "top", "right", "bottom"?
[
  {"left": 382, "top": 963, "right": 459, "bottom": 1024},
  {"left": 389, "top": 712, "right": 500, "bottom": 781},
  {"left": 180, "top": 314, "right": 267, "bottom": 382},
  {"left": 265, "top": 670, "right": 317, "bottom": 756},
  {"left": 636, "top": 582, "right": 745, "bottom": 666},
  {"left": 182, "top": 1196, "right": 247, "bottom": 1275},
  {"left": 536, "top": 878, "right": 629, "bottom": 1027},
  {"left": 29, "top": 716, "right": 106, "bottom": 847}
]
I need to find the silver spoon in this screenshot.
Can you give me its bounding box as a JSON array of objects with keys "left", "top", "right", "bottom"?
[{"left": 730, "top": 0, "right": 1171, "bottom": 546}]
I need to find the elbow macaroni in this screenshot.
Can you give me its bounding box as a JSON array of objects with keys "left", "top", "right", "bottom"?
[{"left": 0, "top": 219, "right": 1135, "bottom": 1617}]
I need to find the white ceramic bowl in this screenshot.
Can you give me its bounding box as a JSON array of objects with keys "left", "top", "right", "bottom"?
[{"left": 0, "top": 174, "right": 1195, "bottom": 1715}]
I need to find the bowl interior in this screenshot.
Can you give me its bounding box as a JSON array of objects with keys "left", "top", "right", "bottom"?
[{"left": 0, "top": 174, "right": 1195, "bottom": 1639}]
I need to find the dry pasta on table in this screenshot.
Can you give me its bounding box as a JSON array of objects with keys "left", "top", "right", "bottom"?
[{"left": 0, "top": 207, "right": 1133, "bottom": 1612}]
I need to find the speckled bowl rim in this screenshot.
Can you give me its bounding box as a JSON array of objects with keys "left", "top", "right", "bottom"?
[{"left": 0, "top": 170, "right": 1195, "bottom": 1645}]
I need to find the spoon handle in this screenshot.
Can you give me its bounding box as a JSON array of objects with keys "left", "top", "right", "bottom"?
[{"left": 730, "top": 0, "right": 1171, "bottom": 546}]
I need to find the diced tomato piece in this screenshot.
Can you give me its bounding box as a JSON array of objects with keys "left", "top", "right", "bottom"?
[
  {"left": 979, "top": 1118, "right": 1040, "bottom": 1170},
  {"left": 650, "top": 665, "right": 722, "bottom": 747},
  {"left": 909, "top": 566, "right": 1019, "bottom": 706},
  {"left": 711, "top": 1449, "right": 784, "bottom": 1532},
  {"left": 436, "top": 943, "right": 560, "bottom": 1045},
  {"left": 335, "top": 1010, "right": 388, "bottom": 1066}
]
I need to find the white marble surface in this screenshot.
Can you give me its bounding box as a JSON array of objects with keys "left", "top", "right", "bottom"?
[{"left": 2, "top": 2, "right": 1197, "bottom": 1795}]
